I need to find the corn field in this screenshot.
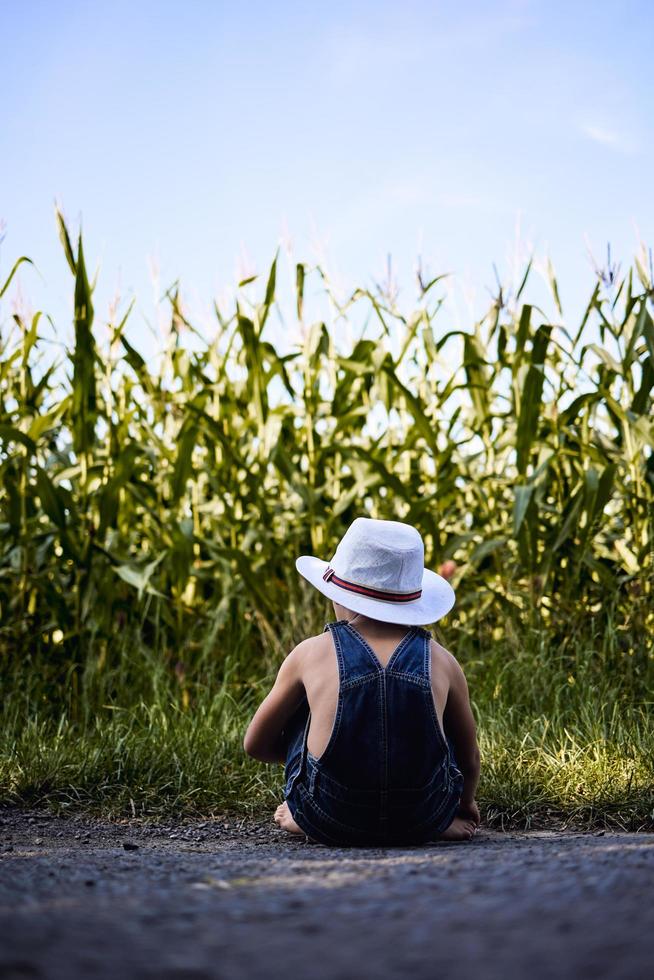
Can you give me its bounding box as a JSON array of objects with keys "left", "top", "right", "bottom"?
[
  {"left": 2, "top": 210, "right": 653, "bottom": 663},
  {"left": 1, "top": 209, "right": 653, "bottom": 821}
]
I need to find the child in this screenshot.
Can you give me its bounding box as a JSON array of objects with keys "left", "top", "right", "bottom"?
[{"left": 244, "top": 517, "right": 481, "bottom": 846}]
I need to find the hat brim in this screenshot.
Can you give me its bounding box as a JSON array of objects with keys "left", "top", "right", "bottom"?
[{"left": 295, "top": 555, "right": 455, "bottom": 626}]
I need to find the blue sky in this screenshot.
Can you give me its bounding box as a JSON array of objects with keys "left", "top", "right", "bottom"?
[{"left": 1, "top": 0, "right": 652, "bottom": 360}]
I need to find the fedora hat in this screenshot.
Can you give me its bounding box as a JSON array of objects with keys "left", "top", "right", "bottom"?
[{"left": 296, "top": 517, "right": 455, "bottom": 626}]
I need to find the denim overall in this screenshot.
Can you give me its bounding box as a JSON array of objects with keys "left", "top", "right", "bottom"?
[{"left": 283, "top": 619, "right": 465, "bottom": 846}]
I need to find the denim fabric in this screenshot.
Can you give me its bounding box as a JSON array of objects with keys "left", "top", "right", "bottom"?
[{"left": 283, "top": 619, "right": 464, "bottom": 846}]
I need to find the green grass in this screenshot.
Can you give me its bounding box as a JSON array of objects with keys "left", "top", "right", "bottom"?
[{"left": 2, "top": 595, "right": 652, "bottom": 831}]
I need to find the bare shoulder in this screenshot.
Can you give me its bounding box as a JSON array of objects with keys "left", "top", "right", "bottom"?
[
  {"left": 429, "top": 637, "right": 467, "bottom": 683},
  {"left": 287, "top": 631, "right": 333, "bottom": 670}
]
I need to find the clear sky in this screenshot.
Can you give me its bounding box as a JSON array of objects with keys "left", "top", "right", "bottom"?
[{"left": 2, "top": 0, "right": 652, "bottom": 361}]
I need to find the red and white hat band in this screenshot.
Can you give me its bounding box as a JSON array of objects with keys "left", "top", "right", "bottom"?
[{"left": 322, "top": 566, "right": 422, "bottom": 603}]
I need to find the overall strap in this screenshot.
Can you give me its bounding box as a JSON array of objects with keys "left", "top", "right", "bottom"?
[
  {"left": 385, "top": 625, "right": 432, "bottom": 681},
  {"left": 323, "top": 620, "right": 381, "bottom": 686},
  {"left": 325, "top": 620, "right": 432, "bottom": 684}
]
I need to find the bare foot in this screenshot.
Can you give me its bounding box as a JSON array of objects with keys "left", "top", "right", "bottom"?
[
  {"left": 435, "top": 816, "right": 477, "bottom": 841},
  {"left": 273, "top": 801, "right": 305, "bottom": 836}
]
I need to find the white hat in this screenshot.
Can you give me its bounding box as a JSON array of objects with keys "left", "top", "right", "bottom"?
[{"left": 296, "top": 517, "right": 455, "bottom": 626}]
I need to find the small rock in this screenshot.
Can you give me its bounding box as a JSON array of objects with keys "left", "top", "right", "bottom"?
[
  {"left": 84, "top": 880, "right": 95, "bottom": 887},
  {"left": 123, "top": 841, "right": 139, "bottom": 851}
]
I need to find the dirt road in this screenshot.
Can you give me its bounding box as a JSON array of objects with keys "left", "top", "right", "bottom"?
[{"left": 0, "top": 807, "right": 652, "bottom": 979}]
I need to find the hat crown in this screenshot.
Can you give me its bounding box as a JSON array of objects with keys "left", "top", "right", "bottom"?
[{"left": 331, "top": 517, "right": 424, "bottom": 594}]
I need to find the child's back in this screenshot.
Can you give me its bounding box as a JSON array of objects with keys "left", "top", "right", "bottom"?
[
  {"left": 301, "top": 618, "right": 451, "bottom": 761},
  {"left": 279, "top": 615, "right": 475, "bottom": 846}
]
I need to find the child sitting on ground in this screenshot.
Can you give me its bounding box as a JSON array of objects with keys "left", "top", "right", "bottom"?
[{"left": 244, "top": 517, "right": 481, "bottom": 846}]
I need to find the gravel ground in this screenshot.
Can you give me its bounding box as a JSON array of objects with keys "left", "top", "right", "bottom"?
[{"left": 0, "top": 806, "right": 653, "bottom": 980}]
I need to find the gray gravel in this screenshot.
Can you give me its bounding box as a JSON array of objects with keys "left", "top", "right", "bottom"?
[{"left": 0, "top": 807, "right": 653, "bottom": 980}]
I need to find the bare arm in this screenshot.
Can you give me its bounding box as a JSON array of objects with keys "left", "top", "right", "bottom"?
[
  {"left": 243, "top": 645, "right": 306, "bottom": 764},
  {"left": 442, "top": 651, "right": 480, "bottom": 808}
]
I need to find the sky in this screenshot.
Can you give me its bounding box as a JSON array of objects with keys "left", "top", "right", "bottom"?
[{"left": 1, "top": 0, "right": 653, "bottom": 363}]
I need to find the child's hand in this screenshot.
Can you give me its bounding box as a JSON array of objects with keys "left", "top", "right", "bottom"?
[{"left": 457, "top": 799, "right": 480, "bottom": 826}]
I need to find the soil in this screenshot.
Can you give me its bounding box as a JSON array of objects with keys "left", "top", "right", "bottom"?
[{"left": 0, "top": 806, "right": 652, "bottom": 980}]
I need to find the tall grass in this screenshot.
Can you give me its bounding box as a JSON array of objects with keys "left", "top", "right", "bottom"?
[{"left": 0, "top": 210, "right": 652, "bottom": 827}]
